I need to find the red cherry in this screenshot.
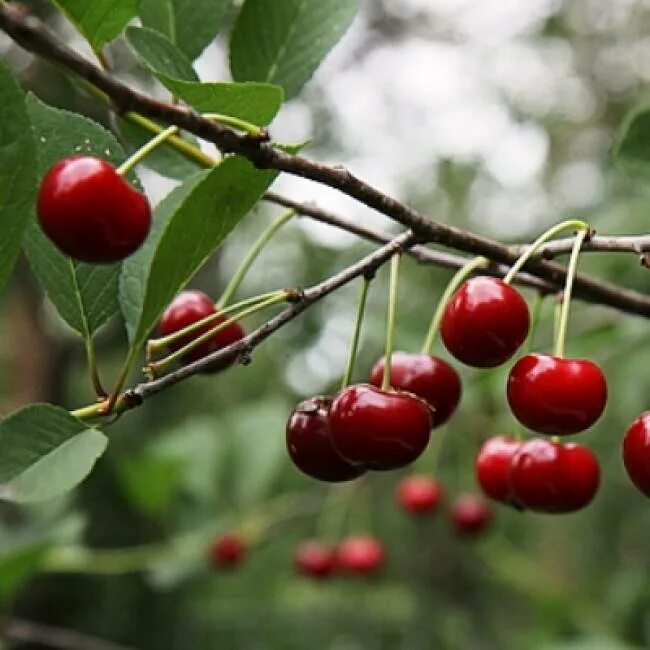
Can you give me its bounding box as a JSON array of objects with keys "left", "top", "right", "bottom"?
[
  {"left": 395, "top": 475, "right": 443, "bottom": 515},
  {"left": 440, "top": 277, "right": 529, "bottom": 368},
  {"left": 475, "top": 435, "right": 522, "bottom": 506},
  {"left": 622, "top": 412, "right": 650, "bottom": 498},
  {"left": 329, "top": 384, "right": 432, "bottom": 471},
  {"left": 286, "top": 396, "right": 365, "bottom": 483},
  {"left": 507, "top": 354, "right": 607, "bottom": 435},
  {"left": 209, "top": 534, "right": 247, "bottom": 569},
  {"left": 509, "top": 438, "right": 600, "bottom": 513},
  {"left": 294, "top": 541, "right": 337, "bottom": 580},
  {"left": 450, "top": 494, "right": 494, "bottom": 536},
  {"left": 336, "top": 535, "right": 385, "bottom": 575},
  {"left": 37, "top": 155, "right": 151, "bottom": 264},
  {"left": 369, "top": 353, "right": 461, "bottom": 428},
  {"left": 158, "top": 290, "right": 245, "bottom": 371}
]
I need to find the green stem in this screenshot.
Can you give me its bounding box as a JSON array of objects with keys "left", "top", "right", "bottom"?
[
  {"left": 421, "top": 256, "right": 488, "bottom": 354},
  {"left": 70, "top": 401, "right": 107, "bottom": 421},
  {"left": 105, "top": 348, "right": 138, "bottom": 414},
  {"left": 84, "top": 337, "right": 107, "bottom": 398},
  {"left": 116, "top": 125, "right": 179, "bottom": 176},
  {"left": 554, "top": 228, "right": 589, "bottom": 358},
  {"left": 203, "top": 112, "right": 264, "bottom": 138},
  {"left": 503, "top": 220, "right": 588, "bottom": 284},
  {"left": 553, "top": 293, "right": 562, "bottom": 348},
  {"left": 216, "top": 210, "right": 296, "bottom": 309},
  {"left": 341, "top": 277, "right": 372, "bottom": 389},
  {"left": 426, "top": 426, "right": 448, "bottom": 474},
  {"left": 381, "top": 254, "right": 401, "bottom": 391}
]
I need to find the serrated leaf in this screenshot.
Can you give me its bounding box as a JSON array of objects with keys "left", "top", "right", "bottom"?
[
  {"left": 0, "top": 404, "right": 108, "bottom": 503},
  {"left": 53, "top": 0, "right": 139, "bottom": 49},
  {"left": 230, "top": 0, "right": 359, "bottom": 99},
  {"left": 0, "top": 63, "right": 38, "bottom": 298},
  {"left": 612, "top": 102, "right": 650, "bottom": 173},
  {"left": 139, "top": 0, "right": 232, "bottom": 61}
]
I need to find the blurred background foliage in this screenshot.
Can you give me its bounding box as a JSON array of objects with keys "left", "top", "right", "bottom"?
[{"left": 0, "top": 0, "right": 649, "bottom": 648}]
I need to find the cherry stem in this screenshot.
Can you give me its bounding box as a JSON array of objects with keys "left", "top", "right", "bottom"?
[
  {"left": 315, "top": 483, "right": 356, "bottom": 542},
  {"left": 104, "top": 348, "right": 138, "bottom": 414},
  {"left": 523, "top": 291, "right": 545, "bottom": 355},
  {"left": 341, "top": 276, "right": 372, "bottom": 389},
  {"left": 202, "top": 113, "right": 265, "bottom": 138},
  {"left": 553, "top": 293, "right": 563, "bottom": 349},
  {"left": 421, "top": 256, "right": 488, "bottom": 354},
  {"left": 426, "top": 426, "right": 448, "bottom": 474},
  {"left": 116, "top": 125, "right": 179, "bottom": 176},
  {"left": 554, "top": 228, "right": 589, "bottom": 358},
  {"left": 84, "top": 338, "right": 107, "bottom": 398},
  {"left": 216, "top": 210, "right": 296, "bottom": 309},
  {"left": 503, "top": 219, "right": 588, "bottom": 285},
  {"left": 381, "top": 253, "right": 401, "bottom": 391}
]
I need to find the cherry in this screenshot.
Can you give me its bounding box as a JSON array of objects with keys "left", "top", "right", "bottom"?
[
  {"left": 622, "top": 412, "right": 650, "bottom": 498},
  {"left": 329, "top": 384, "right": 432, "bottom": 471},
  {"left": 336, "top": 535, "right": 385, "bottom": 575},
  {"left": 449, "top": 494, "right": 494, "bottom": 536},
  {"left": 294, "top": 541, "right": 337, "bottom": 580},
  {"left": 286, "top": 396, "right": 365, "bottom": 482},
  {"left": 440, "top": 277, "right": 529, "bottom": 368},
  {"left": 37, "top": 155, "right": 151, "bottom": 264},
  {"left": 158, "top": 290, "right": 245, "bottom": 371},
  {"left": 509, "top": 438, "right": 600, "bottom": 513},
  {"left": 369, "top": 353, "right": 461, "bottom": 428},
  {"left": 475, "top": 435, "right": 522, "bottom": 506},
  {"left": 395, "top": 475, "right": 443, "bottom": 515},
  {"left": 209, "top": 533, "right": 247, "bottom": 569},
  {"left": 507, "top": 354, "right": 607, "bottom": 435}
]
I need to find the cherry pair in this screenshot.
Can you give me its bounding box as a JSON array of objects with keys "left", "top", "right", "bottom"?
[{"left": 208, "top": 533, "right": 247, "bottom": 570}]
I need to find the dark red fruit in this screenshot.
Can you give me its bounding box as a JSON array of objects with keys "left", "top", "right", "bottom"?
[
  {"left": 37, "top": 155, "right": 151, "bottom": 264},
  {"left": 440, "top": 277, "right": 529, "bottom": 368},
  {"left": 286, "top": 396, "right": 365, "bottom": 483},
  {"left": 158, "top": 290, "right": 245, "bottom": 371},
  {"left": 329, "top": 384, "right": 432, "bottom": 471},
  {"left": 450, "top": 494, "right": 494, "bottom": 536},
  {"left": 395, "top": 475, "right": 443, "bottom": 515},
  {"left": 622, "top": 412, "right": 650, "bottom": 498},
  {"left": 294, "top": 541, "right": 337, "bottom": 580},
  {"left": 509, "top": 438, "right": 600, "bottom": 513},
  {"left": 336, "top": 535, "right": 385, "bottom": 575},
  {"left": 369, "top": 353, "right": 461, "bottom": 427},
  {"left": 475, "top": 436, "right": 522, "bottom": 506},
  {"left": 209, "top": 534, "right": 247, "bottom": 569},
  {"left": 507, "top": 354, "right": 607, "bottom": 435}
]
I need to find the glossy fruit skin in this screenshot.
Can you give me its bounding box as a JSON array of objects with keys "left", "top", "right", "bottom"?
[
  {"left": 475, "top": 435, "right": 522, "bottom": 506},
  {"left": 395, "top": 475, "right": 443, "bottom": 515},
  {"left": 37, "top": 155, "right": 151, "bottom": 264},
  {"left": 336, "top": 536, "right": 385, "bottom": 575},
  {"left": 450, "top": 494, "right": 494, "bottom": 536},
  {"left": 329, "top": 384, "right": 432, "bottom": 471},
  {"left": 507, "top": 354, "right": 607, "bottom": 435},
  {"left": 286, "top": 396, "right": 365, "bottom": 483},
  {"left": 369, "top": 353, "right": 461, "bottom": 428},
  {"left": 158, "top": 290, "right": 245, "bottom": 371},
  {"left": 509, "top": 438, "right": 600, "bottom": 513},
  {"left": 622, "top": 412, "right": 650, "bottom": 498},
  {"left": 440, "top": 277, "right": 530, "bottom": 368},
  {"left": 209, "top": 534, "right": 247, "bottom": 569},
  {"left": 294, "top": 541, "right": 337, "bottom": 580}
]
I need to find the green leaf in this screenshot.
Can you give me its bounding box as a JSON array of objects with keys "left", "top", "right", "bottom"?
[
  {"left": 230, "top": 0, "right": 359, "bottom": 99},
  {"left": 0, "top": 62, "right": 37, "bottom": 298},
  {"left": 0, "top": 404, "right": 108, "bottom": 503},
  {"left": 612, "top": 102, "right": 650, "bottom": 173},
  {"left": 139, "top": 0, "right": 232, "bottom": 61},
  {"left": 0, "top": 542, "right": 50, "bottom": 603},
  {"left": 53, "top": 0, "right": 139, "bottom": 49},
  {"left": 25, "top": 95, "right": 128, "bottom": 336}
]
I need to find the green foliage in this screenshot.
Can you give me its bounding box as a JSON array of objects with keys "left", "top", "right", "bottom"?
[
  {"left": 612, "top": 102, "right": 650, "bottom": 173},
  {"left": 0, "top": 542, "right": 50, "bottom": 603}
]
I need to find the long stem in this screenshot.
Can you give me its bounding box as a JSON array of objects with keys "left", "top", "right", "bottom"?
[
  {"left": 116, "top": 125, "right": 179, "bottom": 176},
  {"left": 421, "top": 256, "right": 488, "bottom": 354},
  {"left": 84, "top": 337, "right": 107, "bottom": 398},
  {"left": 341, "top": 277, "right": 372, "bottom": 388},
  {"left": 381, "top": 254, "right": 401, "bottom": 391},
  {"left": 104, "top": 348, "right": 138, "bottom": 414},
  {"left": 216, "top": 210, "right": 296, "bottom": 309},
  {"left": 203, "top": 112, "right": 264, "bottom": 138},
  {"left": 554, "top": 228, "right": 589, "bottom": 358}
]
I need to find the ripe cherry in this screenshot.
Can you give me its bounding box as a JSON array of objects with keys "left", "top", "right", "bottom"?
[
  {"left": 37, "top": 155, "right": 151, "bottom": 264},
  {"left": 622, "top": 412, "right": 650, "bottom": 498},
  {"left": 509, "top": 438, "right": 600, "bottom": 513},
  {"left": 209, "top": 534, "right": 247, "bottom": 569},
  {"left": 440, "top": 277, "right": 529, "bottom": 368},
  {"left": 395, "top": 475, "right": 443, "bottom": 515},
  {"left": 507, "top": 354, "right": 607, "bottom": 435},
  {"left": 286, "top": 396, "right": 365, "bottom": 482},
  {"left": 475, "top": 435, "right": 522, "bottom": 506},
  {"left": 450, "top": 494, "right": 494, "bottom": 536},
  {"left": 294, "top": 541, "right": 337, "bottom": 580},
  {"left": 336, "top": 535, "right": 385, "bottom": 575},
  {"left": 369, "top": 353, "right": 461, "bottom": 428},
  {"left": 158, "top": 290, "right": 245, "bottom": 371},
  {"left": 329, "top": 384, "right": 432, "bottom": 471}
]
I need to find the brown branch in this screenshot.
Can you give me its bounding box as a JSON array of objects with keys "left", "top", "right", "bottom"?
[{"left": 513, "top": 233, "right": 650, "bottom": 259}]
